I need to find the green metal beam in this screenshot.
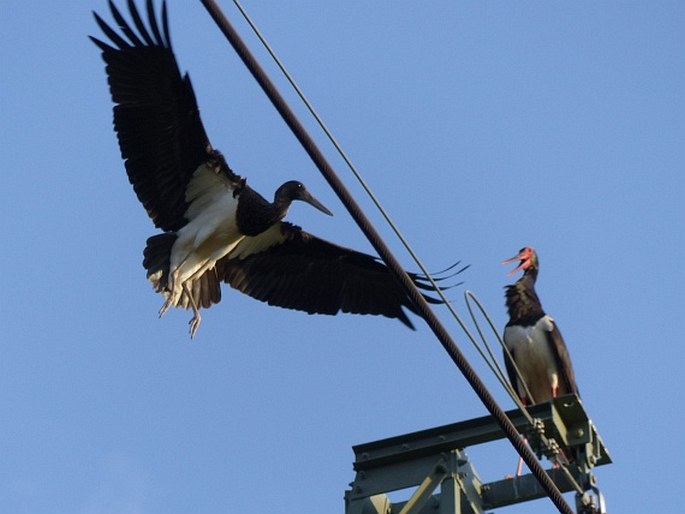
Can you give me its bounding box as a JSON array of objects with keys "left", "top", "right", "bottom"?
[
  {"left": 481, "top": 469, "right": 579, "bottom": 509},
  {"left": 352, "top": 395, "right": 610, "bottom": 472}
]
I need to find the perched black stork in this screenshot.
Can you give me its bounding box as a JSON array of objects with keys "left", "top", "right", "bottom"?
[
  {"left": 502, "top": 247, "right": 580, "bottom": 475},
  {"left": 502, "top": 246, "right": 579, "bottom": 405},
  {"left": 91, "top": 1, "right": 456, "bottom": 337}
]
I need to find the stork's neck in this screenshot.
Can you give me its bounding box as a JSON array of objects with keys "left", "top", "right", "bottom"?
[
  {"left": 505, "top": 269, "right": 545, "bottom": 327},
  {"left": 235, "top": 186, "right": 289, "bottom": 237}
]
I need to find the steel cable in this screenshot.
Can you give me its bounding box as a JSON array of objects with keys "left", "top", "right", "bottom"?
[{"left": 199, "top": 2, "right": 576, "bottom": 512}]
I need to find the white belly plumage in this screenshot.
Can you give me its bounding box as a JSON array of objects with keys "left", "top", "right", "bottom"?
[
  {"left": 504, "top": 315, "right": 559, "bottom": 403},
  {"left": 166, "top": 163, "right": 243, "bottom": 307}
]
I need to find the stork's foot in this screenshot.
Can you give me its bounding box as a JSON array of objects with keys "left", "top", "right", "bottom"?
[
  {"left": 188, "top": 312, "right": 202, "bottom": 339},
  {"left": 159, "top": 297, "right": 172, "bottom": 318},
  {"left": 506, "top": 431, "right": 528, "bottom": 478},
  {"left": 505, "top": 457, "right": 525, "bottom": 479}
]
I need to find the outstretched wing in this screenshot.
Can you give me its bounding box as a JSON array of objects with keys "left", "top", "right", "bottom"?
[
  {"left": 216, "top": 222, "right": 456, "bottom": 328},
  {"left": 91, "top": 0, "right": 239, "bottom": 231}
]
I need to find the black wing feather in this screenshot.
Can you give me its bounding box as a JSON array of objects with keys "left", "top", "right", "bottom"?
[
  {"left": 127, "top": 0, "right": 155, "bottom": 46},
  {"left": 110, "top": 0, "right": 144, "bottom": 47},
  {"left": 92, "top": 0, "right": 238, "bottom": 231},
  {"left": 503, "top": 346, "right": 522, "bottom": 400},
  {"left": 215, "top": 223, "right": 456, "bottom": 328},
  {"left": 145, "top": 0, "right": 166, "bottom": 45},
  {"left": 548, "top": 324, "right": 580, "bottom": 397}
]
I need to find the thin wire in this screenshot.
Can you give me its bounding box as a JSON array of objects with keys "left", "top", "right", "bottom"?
[
  {"left": 230, "top": 0, "right": 581, "bottom": 491},
  {"left": 231, "top": 0, "right": 578, "bottom": 478},
  {"left": 231, "top": 0, "right": 444, "bottom": 297},
  {"left": 229, "top": 3, "right": 537, "bottom": 412},
  {"left": 205, "top": 2, "right": 577, "bottom": 512},
  {"left": 231, "top": 0, "right": 536, "bottom": 421},
  {"left": 230, "top": 0, "right": 531, "bottom": 416},
  {"left": 229, "top": 2, "right": 500, "bottom": 362},
  {"left": 464, "top": 290, "right": 535, "bottom": 406}
]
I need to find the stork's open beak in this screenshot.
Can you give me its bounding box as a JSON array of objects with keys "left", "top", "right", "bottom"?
[
  {"left": 502, "top": 250, "right": 526, "bottom": 275},
  {"left": 301, "top": 190, "right": 333, "bottom": 216}
]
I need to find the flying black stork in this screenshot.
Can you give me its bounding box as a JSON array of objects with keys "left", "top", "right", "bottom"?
[
  {"left": 91, "top": 0, "right": 457, "bottom": 337},
  {"left": 502, "top": 246, "right": 580, "bottom": 474}
]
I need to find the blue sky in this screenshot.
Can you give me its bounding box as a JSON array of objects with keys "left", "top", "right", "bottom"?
[{"left": 1, "top": 1, "right": 683, "bottom": 513}]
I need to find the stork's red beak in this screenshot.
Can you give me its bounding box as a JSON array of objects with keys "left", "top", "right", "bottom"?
[{"left": 502, "top": 248, "right": 533, "bottom": 276}]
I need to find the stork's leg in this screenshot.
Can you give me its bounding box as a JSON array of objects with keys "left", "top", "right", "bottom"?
[
  {"left": 183, "top": 282, "right": 202, "bottom": 338},
  {"left": 158, "top": 265, "right": 184, "bottom": 318},
  {"left": 506, "top": 437, "right": 528, "bottom": 479},
  {"left": 159, "top": 295, "right": 173, "bottom": 318},
  {"left": 514, "top": 446, "right": 526, "bottom": 476}
]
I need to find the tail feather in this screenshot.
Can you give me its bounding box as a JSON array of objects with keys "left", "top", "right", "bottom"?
[
  {"left": 143, "top": 233, "right": 177, "bottom": 292},
  {"left": 143, "top": 233, "right": 222, "bottom": 310}
]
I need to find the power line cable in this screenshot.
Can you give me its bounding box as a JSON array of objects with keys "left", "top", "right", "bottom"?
[
  {"left": 229, "top": 0, "right": 532, "bottom": 407},
  {"left": 199, "top": 2, "right": 577, "bottom": 513},
  {"left": 228, "top": 2, "right": 584, "bottom": 488},
  {"left": 231, "top": 0, "right": 523, "bottom": 411}
]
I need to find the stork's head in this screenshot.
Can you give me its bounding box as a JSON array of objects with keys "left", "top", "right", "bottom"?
[
  {"left": 276, "top": 181, "right": 333, "bottom": 216},
  {"left": 503, "top": 246, "right": 538, "bottom": 276}
]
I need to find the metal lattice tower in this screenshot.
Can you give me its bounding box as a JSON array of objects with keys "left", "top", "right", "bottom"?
[{"left": 345, "top": 395, "right": 610, "bottom": 514}]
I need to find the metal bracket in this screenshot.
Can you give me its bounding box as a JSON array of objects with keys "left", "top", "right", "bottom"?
[
  {"left": 575, "top": 485, "right": 607, "bottom": 514},
  {"left": 395, "top": 456, "right": 448, "bottom": 514},
  {"left": 345, "top": 449, "right": 484, "bottom": 514}
]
